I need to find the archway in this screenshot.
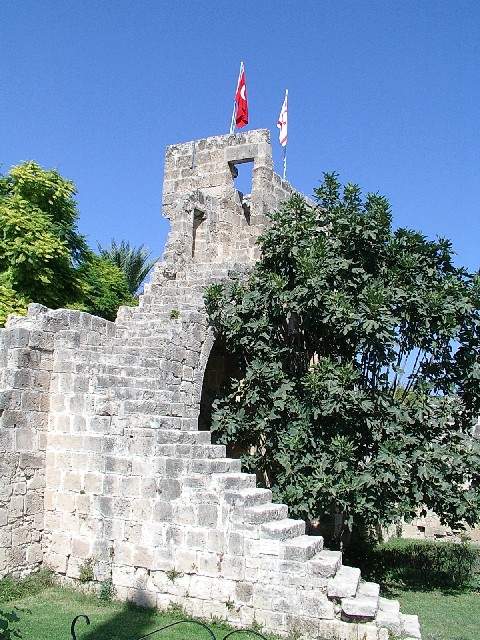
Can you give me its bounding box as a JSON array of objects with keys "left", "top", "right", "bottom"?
[{"left": 198, "top": 339, "right": 241, "bottom": 433}]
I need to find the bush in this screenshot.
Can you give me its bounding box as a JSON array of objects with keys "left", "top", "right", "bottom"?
[
  {"left": 78, "top": 558, "right": 95, "bottom": 583},
  {"left": 0, "top": 569, "right": 54, "bottom": 603},
  {"left": 360, "top": 538, "right": 480, "bottom": 590},
  {"left": 99, "top": 578, "right": 116, "bottom": 602}
]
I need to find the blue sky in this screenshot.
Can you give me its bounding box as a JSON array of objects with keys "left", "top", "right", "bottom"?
[{"left": 1, "top": 1, "right": 479, "bottom": 270}]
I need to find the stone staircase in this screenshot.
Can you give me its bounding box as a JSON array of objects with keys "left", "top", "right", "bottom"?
[
  {"left": 50, "top": 265, "right": 421, "bottom": 638},
  {"left": 9, "top": 266, "right": 420, "bottom": 639},
  {"left": 139, "top": 427, "right": 421, "bottom": 640}
]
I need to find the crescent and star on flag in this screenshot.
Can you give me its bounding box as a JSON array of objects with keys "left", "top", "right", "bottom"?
[{"left": 229, "top": 62, "right": 288, "bottom": 180}]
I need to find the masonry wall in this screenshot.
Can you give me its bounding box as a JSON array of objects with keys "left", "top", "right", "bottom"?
[
  {"left": 160, "top": 129, "right": 294, "bottom": 270},
  {"left": 0, "top": 130, "right": 422, "bottom": 640},
  {"left": 0, "top": 313, "right": 51, "bottom": 576},
  {"left": 0, "top": 305, "right": 122, "bottom": 576}
]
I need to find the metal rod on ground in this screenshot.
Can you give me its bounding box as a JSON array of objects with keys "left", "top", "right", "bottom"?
[{"left": 229, "top": 61, "right": 243, "bottom": 134}]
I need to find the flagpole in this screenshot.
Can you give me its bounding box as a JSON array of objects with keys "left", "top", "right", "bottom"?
[
  {"left": 230, "top": 61, "right": 243, "bottom": 134},
  {"left": 283, "top": 89, "right": 288, "bottom": 180}
]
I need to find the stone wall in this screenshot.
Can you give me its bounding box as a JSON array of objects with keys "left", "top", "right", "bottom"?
[
  {"left": 0, "top": 130, "right": 421, "bottom": 640},
  {"left": 160, "top": 129, "right": 294, "bottom": 268},
  {"left": 0, "top": 304, "right": 119, "bottom": 576}
]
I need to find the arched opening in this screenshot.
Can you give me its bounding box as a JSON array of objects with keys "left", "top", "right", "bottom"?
[
  {"left": 192, "top": 208, "right": 207, "bottom": 259},
  {"left": 198, "top": 339, "right": 242, "bottom": 433},
  {"left": 229, "top": 160, "right": 253, "bottom": 225}
]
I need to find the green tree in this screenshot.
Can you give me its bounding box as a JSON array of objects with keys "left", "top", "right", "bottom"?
[
  {"left": 205, "top": 174, "right": 480, "bottom": 544},
  {"left": 70, "top": 253, "right": 136, "bottom": 322},
  {"left": 0, "top": 272, "right": 29, "bottom": 327},
  {"left": 0, "top": 161, "right": 86, "bottom": 309},
  {"left": 0, "top": 162, "right": 137, "bottom": 325},
  {"left": 98, "top": 239, "right": 156, "bottom": 295}
]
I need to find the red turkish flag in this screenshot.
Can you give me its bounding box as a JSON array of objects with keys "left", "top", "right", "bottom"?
[{"left": 235, "top": 65, "right": 248, "bottom": 128}]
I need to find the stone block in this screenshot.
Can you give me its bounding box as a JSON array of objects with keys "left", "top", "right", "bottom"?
[
  {"left": 376, "top": 598, "right": 402, "bottom": 636},
  {"left": 401, "top": 614, "right": 422, "bottom": 639},
  {"left": 72, "top": 537, "right": 91, "bottom": 558},
  {"left": 197, "top": 504, "right": 218, "bottom": 527},
  {"left": 188, "top": 575, "right": 212, "bottom": 599},
  {"left": 174, "top": 549, "right": 197, "bottom": 573},
  {"left": 197, "top": 551, "right": 221, "bottom": 576},
  {"left": 327, "top": 566, "right": 361, "bottom": 599},
  {"left": 341, "top": 596, "right": 377, "bottom": 619},
  {"left": 357, "top": 581, "right": 380, "bottom": 599}
]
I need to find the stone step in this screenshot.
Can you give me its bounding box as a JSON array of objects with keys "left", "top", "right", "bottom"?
[
  {"left": 243, "top": 502, "right": 288, "bottom": 524},
  {"left": 111, "top": 413, "right": 197, "bottom": 432},
  {"left": 155, "top": 430, "right": 210, "bottom": 445},
  {"left": 159, "top": 457, "right": 242, "bottom": 477},
  {"left": 72, "top": 342, "right": 170, "bottom": 358},
  {"left": 90, "top": 373, "right": 169, "bottom": 391},
  {"left": 376, "top": 598, "right": 402, "bottom": 636},
  {"left": 357, "top": 581, "right": 380, "bottom": 600},
  {"left": 223, "top": 487, "right": 273, "bottom": 508},
  {"left": 282, "top": 534, "right": 324, "bottom": 561},
  {"left": 260, "top": 518, "right": 305, "bottom": 541},
  {"left": 342, "top": 578, "right": 380, "bottom": 621},
  {"left": 309, "top": 549, "right": 342, "bottom": 578},
  {"left": 327, "top": 565, "right": 361, "bottom": 599},
  {"left": 341, "top": 596, "right": 377, "bottom": 620},
  {"left": 189, "top": 457, "right": 242, "bottom": 474},
  {"left": 209, "top": 473, "right": 257, "bottom": 491},
  {"left": 155, "top": 444, "right": 226, "bottom": 459},
  {"left": 120, "top": 400, "right": 187, "bottom": 417},
  {"left": 93, "top": 387, "right": 174, "bottom": 404},
  {"left": 176, "top": 444, "right": 226, "bottom": 458},
  {"left": 135, "top": 303, "right": 203, "bottom": 313},
  {"left": 400, "top": 613, "right": 421, "bottom": 639},
  {"left": 70, "top": 351, "right": 168, "bottom": 370}
]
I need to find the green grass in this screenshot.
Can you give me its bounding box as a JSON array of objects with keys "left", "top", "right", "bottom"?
[
  {"left": 392, "top": 587, "right": 480, "bottom": 640},
  {"left": 0, "top": 581, "right": 258, "bottom": 640},
  {"left": 348, "top": 537, "right": 480, "bottom": 640},
  {"left": 0, "top": 569, "right": 55, "bottom": 603},
  {"left": 1, "top": 572, "right": 479, "bottom": 640}
]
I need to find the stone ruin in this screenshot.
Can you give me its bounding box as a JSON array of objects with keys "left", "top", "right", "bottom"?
[{"left": 0, "top": 129, "right": 421, "bottom": 640}]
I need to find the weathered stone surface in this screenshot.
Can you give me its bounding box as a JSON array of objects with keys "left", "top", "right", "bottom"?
[
  {"left": 341, "top": 596, "right": 378, "bottom": 619},
  {"left": 401, "top": 613, "right": 422, "bottom": 639},
  {"left": 376, "top": 597, "right": 402, "bottom": 636},
  {"left": 0, "top": 129, "right": 421, "bottom": 639},
  {"left": 327, "top": 566, "right": 361, "bottom": 599},
  {"left": 309, "top": 549, "right": 342, "bottom": 577}
]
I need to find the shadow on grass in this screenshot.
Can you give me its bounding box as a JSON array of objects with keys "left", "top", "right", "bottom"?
[
  {"left": 72, "top": 602, "right": 158, "bottom": 640},
  {"left": 72, "top": 604, "right": 224, "bottom": 640},
  {"left": 0, "top": 607, "right": 22, "bottom": 639},
  {"left": 71, "top": 606, "right": 270, "bottom": 640}
]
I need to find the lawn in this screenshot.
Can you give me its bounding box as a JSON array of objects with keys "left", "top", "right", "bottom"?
[
  {"left": 0, "top": 582, "right": 239, "bottom": 640},
  {"left": 1, "top": 573, "right": 479, "bottom": 640},
  {"left": 393, "top": 587, "right": 480, "bottom": 640}
]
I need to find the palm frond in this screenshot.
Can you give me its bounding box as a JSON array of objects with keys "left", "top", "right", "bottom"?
[{"left": 98, "top": 239, "right": 157, "bottom": 295}]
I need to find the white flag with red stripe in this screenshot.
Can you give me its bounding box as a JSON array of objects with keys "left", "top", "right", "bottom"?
[{"left": 277, "top": 89, "right": 288, "bottom": 147}]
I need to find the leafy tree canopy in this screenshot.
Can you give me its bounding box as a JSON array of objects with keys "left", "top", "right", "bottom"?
[
  {"left": 72, "top": 253, "right": 136, "bottom": 321},
  {"left": 206, "top": 173, "right": 480, "bottom": 542},
  {"left": 0, "top": 161, "right": 137, "bottom": 324},
  {"left": 0, "top": 161, "right": 86, "bottom": 308},
  {"left": 98, "top": 239, "right": 156, "bottom": 295}
]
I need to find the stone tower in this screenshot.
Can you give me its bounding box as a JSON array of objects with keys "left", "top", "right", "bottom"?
[{"left": 0, "top": 130, "right": 421, "bottom": 640}]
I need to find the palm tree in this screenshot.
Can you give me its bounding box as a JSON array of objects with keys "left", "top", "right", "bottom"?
[{"left": 98, "top": 240, "right": 157, "bottom": 295}]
